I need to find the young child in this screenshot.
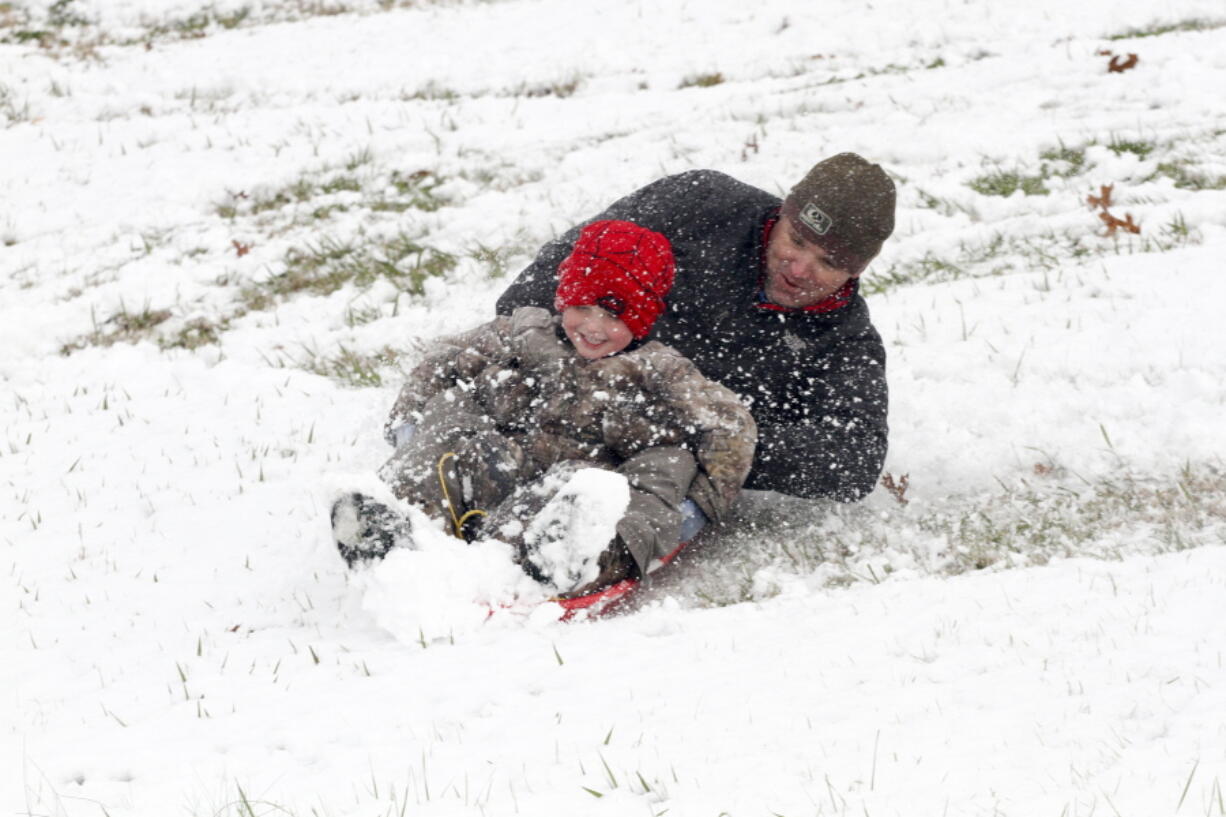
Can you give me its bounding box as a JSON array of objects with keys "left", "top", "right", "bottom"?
[{"left": 333, "top": 220, "right": 757, "bottom": 597}]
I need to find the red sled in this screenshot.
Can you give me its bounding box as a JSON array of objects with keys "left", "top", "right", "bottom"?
[{"left": 552, "top": 538, "right": 690, "bottom": 621}]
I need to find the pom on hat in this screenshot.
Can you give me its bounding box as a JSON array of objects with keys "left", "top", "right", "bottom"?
[{"left": 554, "top": 220, "right": 676, "bottom": 339}]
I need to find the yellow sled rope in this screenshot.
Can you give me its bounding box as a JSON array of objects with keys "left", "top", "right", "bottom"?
[{"left": 437, "top": 451, "right": 486, "bottom": 539}]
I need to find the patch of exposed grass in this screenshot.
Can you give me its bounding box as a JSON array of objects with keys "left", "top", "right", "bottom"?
[
  {"left": 132, "top": 3, "right": 349, "bottom": 44},
  {"left": 1038, "top": 142, "right": 1089, "bottom": 178},
  {"left": 218, "top": 166, "right": 445, "bottom": 222},
  {"left": 694, "top": 463, "right": 1226, "bottom": 606},
  {"left": 456, "top": 163, "right": 544, "bottom": 193},
  {"left": 67, "top": 161, "right": 459, "bottom": 355},
  {"left": 866, "top": 252, "right": 966, "bottom": 293},
  {"left": 799, "top": 63, "right": 907, "bottom": 90},
  {"left": 241, "top": 232, "right": 456, "bottom": 312},
  {"left": 924, "top": 465, "right": 1225, "bottom": 573},
  {"left": 0, "top": 0, "right": 86, "bottom": 49},
  {"left": 61, "top": 233, "right": 457, "bottom": 354},
  {"left": 1152, "top": 211, "right": 1199, "bottom": 249},
  {"left": 679, "top": 72, "right": 725, "bottom": 89},
  {"left": 515, "top": 75, "right": 584, "bottom": 98},
  {"left": 957, "top": 139, "right": 1128, "bottom": 203},
  {"left": 968, "top": 169, "right": 1049, "bottom": 197},
  {"left": 850, "top": 63, "right": 912, "bottom": 81},
  {"left": 3, "top": 0, "right": 414, "bottom": 54},
  {"left": 60, "top": 304, "right": 172, "bottom": 355},
  {"left": 372, "top": 169, "right": 446, "bottom": 212},
  {"left": 161, "top": 316, "right": 227, "bottom": 351},
  {"left": 863, "top": 217, "right": 1202, "bottom": 294},
  {"left": 4, "top": 28, "right": 48, "bottom": 45},
  {"left": 1107, "top": 18, "right": 1226, "bottom": 40},
  {"left": 218, "top": 174, "right": 361, "bottom": 220},
  {"left": 343, "top": 303, "right": 383, "bottom": 328},
  {"left": 1148, "top": 160, "right": 1226, "bottom": 191},
  {"left": 144, "top": 9, "right": 209, "bottom": 40},
  {"left": 912, "top": 188, "right": 978, "bottom": 219},
  {"left": 1036, "top": 134, "right": 1225, "bottom": 190},
  {"left": 0, "top": 82, "right": 30, "bottom": 125},
  {"left": 47, "top": 0, "right": 87, "bottom": 27},
  {"left": 402, "top": 81, "right": 461, "bottom": 102},
  {"left": 1106, "top": 135, "right": 1156, "bottom": 160},
  {"left": 956, "top": 232, "right": 1011, "bottom": 266},
  {"left": 343, "top": 146, "right": 373, "bottom": 172},
  {"left": 60, "top": 230, "right": 457, "bottom": 354},
  {"left": 298, "top": 344, "right": 408, "bottom": 387},
  {"left": 241, "top": 237, "right": 356, "bottom": 309},
  {"left": 467, "top": 242, "right": 519, "bottom": 280}
]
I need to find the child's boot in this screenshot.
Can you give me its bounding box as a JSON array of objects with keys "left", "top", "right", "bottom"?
[
  {"left": 331, "top": 492, "right": 413, "bottom": 566},
  {"left": 437, "top": 430, "right": 525, "bottom": 542}
]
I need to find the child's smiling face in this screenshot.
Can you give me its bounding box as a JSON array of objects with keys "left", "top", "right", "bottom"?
[{"left": 561, "top": 305, "right": 634, "bottom": 359}]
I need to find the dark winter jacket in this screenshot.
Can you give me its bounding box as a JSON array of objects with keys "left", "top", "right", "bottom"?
[
  {"left": 496, "top": 170, "right": 888, "bottom": 501},
  {"left": 381, "top": 307, "right": 757, "bottom": 570}
]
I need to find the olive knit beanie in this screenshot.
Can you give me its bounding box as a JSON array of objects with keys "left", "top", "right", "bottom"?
[{"left": 780, "top": 153, "right": 896, "bottom": 274}]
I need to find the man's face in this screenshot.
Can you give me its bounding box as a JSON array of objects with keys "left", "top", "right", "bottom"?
[
  {"left": 763, "top": 219, "right": 858, "bottom": 308},
  {"left": 561, "top": 305, "right": 634, "bottom": 359}
]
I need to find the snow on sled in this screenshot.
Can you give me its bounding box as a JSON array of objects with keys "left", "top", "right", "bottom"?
[
  {"left": 546, "top": 538, "right": 691, "bottom": 622},
  {"left": 486, "top": 469, "right": 698, "bottom": 622}
]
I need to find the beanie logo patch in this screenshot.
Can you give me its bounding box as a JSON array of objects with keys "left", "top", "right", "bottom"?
[{"left": 799, "top": 203, "right": 833, "bottom": 236}]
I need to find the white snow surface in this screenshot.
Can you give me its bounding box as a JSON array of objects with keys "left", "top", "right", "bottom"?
[
  {"left": 359, "top": 520, "right": 554, "bottom": 641},
  {"left": 4, "top": 0, "right": 1226, "bottom": 814}
]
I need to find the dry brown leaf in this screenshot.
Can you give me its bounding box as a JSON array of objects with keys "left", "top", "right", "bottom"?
[
  {"left": 1087, "top": 184, "right": 1114, "bottom": 210},
  {"left": 881, "top": 472, "right": 910, "bottom": 505},
  {"left": 1099, "top": 210, "right": 1141, "bottom": 237}
]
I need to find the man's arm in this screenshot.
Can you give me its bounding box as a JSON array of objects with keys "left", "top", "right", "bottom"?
[
  {"left": 495, "top": 224, "right": 581, "bottom": 314},
  {"left": 747, "top": 344, "right": 888, "bottom": 502},
  {"left": 749, "top": 417, "right": 887, "bottom": 502}
]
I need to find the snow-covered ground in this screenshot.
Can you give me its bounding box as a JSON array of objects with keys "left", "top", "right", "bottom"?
[{"left": 4, "top": 0, "right": 1226, "bottom": 814}]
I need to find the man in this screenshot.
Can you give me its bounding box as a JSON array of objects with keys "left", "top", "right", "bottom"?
[{"left": 496, "top": 152, "right": 896, "bottom": 506}]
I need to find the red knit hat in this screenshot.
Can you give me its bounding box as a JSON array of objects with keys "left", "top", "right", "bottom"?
[{"left": 554, "top": 220, "right": 676, "bottom": 339}]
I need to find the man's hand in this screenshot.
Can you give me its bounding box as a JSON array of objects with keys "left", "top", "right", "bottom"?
[{"left": 559, "top": 537, "right": 640, "bottom": 599}]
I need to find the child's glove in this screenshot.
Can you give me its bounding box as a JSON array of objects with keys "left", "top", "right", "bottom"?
[
  {"left": 559, "top": 537, "right": 639, "bottom": 599},
  {"left": 389, "top": 422, "right": 416, "bottom": 448},
  {"left": 679, "top": 498, "right": 708, "bottom": 542}
]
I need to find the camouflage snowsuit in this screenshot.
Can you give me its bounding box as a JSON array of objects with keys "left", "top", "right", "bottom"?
[{"left": 379, "top": 306, "right": 757, "bottom": 573}]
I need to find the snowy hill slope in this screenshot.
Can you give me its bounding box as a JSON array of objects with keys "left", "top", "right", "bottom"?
[{"left": 4, "top": 0, "right": 1226, "bottom": 814}]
